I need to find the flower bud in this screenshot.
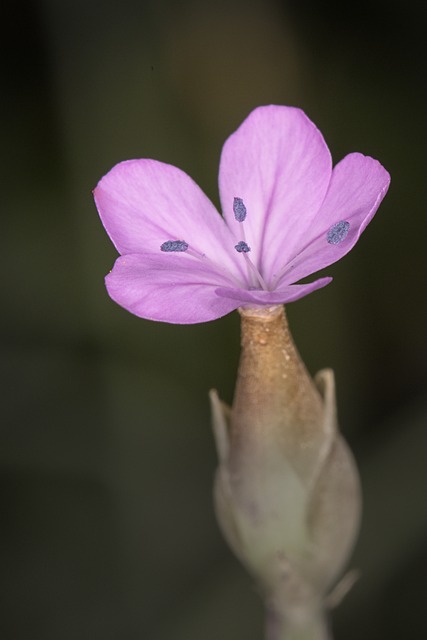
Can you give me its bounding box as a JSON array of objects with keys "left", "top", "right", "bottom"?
[{"left": 210, "top": 305, "right": 361, "bottom": 638}]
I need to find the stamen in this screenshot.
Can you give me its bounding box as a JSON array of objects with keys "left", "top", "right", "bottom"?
[
  {"left": 327, "top": 221, "right": 350, "bottom": 245},
  {"left": 234, "top": 241, "right": 268, "bottom": 290},
  {"left": 270, "top": 219, "right": 351, "bottom": 290},
  {"left": 160, "top": 240, "right": 189, "bottom": 252},
  {"left": 235, "top": 241, "right": 251, "bottom": 253},
  {"left": 233, "top": 197, "right": 247, "bottom": 222},
  {"left": 161, "top": 239, "right": 245, "bottom": 289},
  {"left": 242, "top": 253, "right": 268, "bottom": 290}
]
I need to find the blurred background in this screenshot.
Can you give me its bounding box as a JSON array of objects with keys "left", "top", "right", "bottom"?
[{"left": 1, "top": 0, "right": 427, "bottom": 638}]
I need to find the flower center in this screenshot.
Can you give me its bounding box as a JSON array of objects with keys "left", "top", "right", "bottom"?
[
  {"left": 159, "top": 197, "right": 268, "bottom": 292},
  {"left": 160, "top": 201, "right": 351, "bottom": 292}
]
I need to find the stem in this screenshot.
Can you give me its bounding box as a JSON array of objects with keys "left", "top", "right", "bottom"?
[
  {"left": 230, "top": 305, "right": 333, "bottom": 638},
  {"left": 211, "top": 304, "right": 360, "bottom": 640},
  {"left": 265, "top": 604, "right": 331, "bottom": 640}
]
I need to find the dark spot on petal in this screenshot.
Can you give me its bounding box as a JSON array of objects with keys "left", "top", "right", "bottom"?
[
  {"left": 233, "top": 197, "right": 247, "bottom": 222},
  {"left": 160, "top": 240, "right": 189, "bottom": 252},
  {"left": 327, "top": 221, "right": 350, "bottom": 245}
]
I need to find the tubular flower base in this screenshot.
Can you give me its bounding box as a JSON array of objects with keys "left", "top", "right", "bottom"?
[{"left": 210, "top": 305, "right": 361, "bottom": 640}]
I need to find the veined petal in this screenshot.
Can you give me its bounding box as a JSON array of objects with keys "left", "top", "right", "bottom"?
[
  {"left": 94, "top": 159, "right": 244, "bottom": 278},
  {"left": 277, "top": 153, "right": 391, "bottom": 286},
  {"left": 219, "top": 105, "right": 332, "bottom": 281},
  {"left": 216, "top": 277, "right": 332, "bottom": 306},
  {"left": 105, "top": 253, "right": 242, "bottom": 324}
]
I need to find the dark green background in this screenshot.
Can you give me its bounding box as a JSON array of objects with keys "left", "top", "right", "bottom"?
[{"left": 2, "top": 0, "right": 427, "bottom": 638}]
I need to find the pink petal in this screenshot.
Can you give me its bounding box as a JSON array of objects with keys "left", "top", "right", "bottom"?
[
  {"left": 277, "top": 153, "right": 391, "bottom": 286},
  {"left": 218, "top": 105, "right": 332, "bottom": 282},
  {"left": 105, "top": 253, "right": 242, "bottom": 324},
  {"left": 216, "top": 277, "right": 332, "bottom": 305},
  {"left": 94, "top": 159, "right": 244, "bottom": 279}
]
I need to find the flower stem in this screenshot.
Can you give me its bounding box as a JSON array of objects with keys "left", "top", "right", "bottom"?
[
  {"left": 211, "top": 304, "right": 360, "bottom": 640},
  {"left": 265, "top": 604, "right": 331, "bottom": 640}
]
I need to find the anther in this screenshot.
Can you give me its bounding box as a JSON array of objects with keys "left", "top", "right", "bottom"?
[
  {"left": 327, "top": 221, "right": 350, "bottom": 245},
  {"left": 235, "top": 241, "right": 251, "bottom": 253},
  {"left": 160, "top": 240, "right": 189, "bottom": 252},
  {"left": 233, "top": 197, "right": 247, "bottom": 222}
]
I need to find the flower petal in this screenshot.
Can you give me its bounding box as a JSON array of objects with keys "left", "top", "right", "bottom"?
[
  {"left": 216, "top": 277, "right": 332, "bottom": 306},
  {"left": 94, "top": 159, "right": 244, "bottom": 278},
  {"left": 276, "top": 153, "right": 391, "bottom": 286},
  {"left": 105, "top": 253, "right": 242, "bottom": 324},
  {"left": 218, "top": 105, "right": 332, "bottom": 281}
]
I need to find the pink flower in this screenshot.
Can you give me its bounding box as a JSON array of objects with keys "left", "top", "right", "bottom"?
[{"left": 94, "top": 106, "right": 390, "bottom": 324}]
